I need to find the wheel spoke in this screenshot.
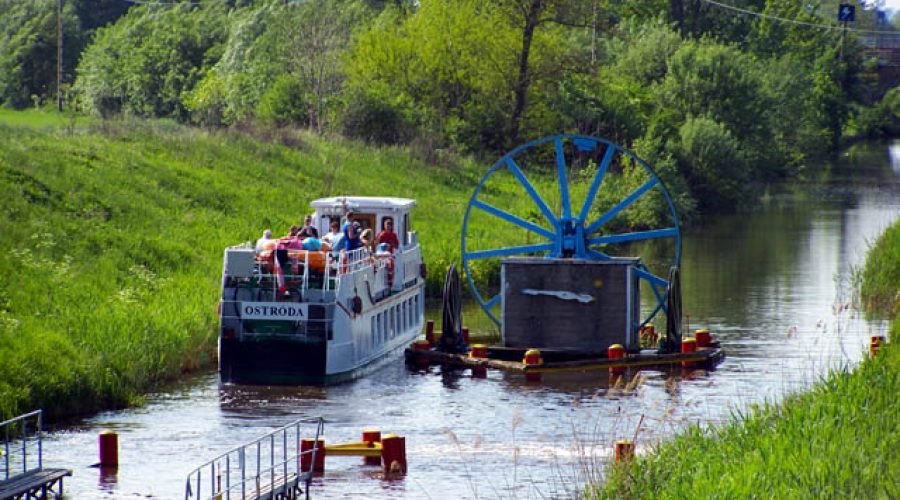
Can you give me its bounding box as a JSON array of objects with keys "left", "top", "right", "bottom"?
[
  {"left": 586, "top": 178, "right": 659, "bottom": 235},
  {"left": 465, "top": 242, "right": 555, "bottom": 260},
  {"left": 485, "top": 293, "right": 501, "bottom": 309},
  {"left": 504, "top": 157, "right": 557, "bottom": 226},
  {"left": 555, "top": 138, "right": 572, "bottom": 219},
  {"left": 472, "top": 199, "right": 555, "bottom": 240},
  {"left": 587, "top": 249, "right": 612, "bottom": 260},
  {"left": 577, "top": 144, "right": 615, "bottom": 221},
  {"left": 588, "top": 227, "right": 678, "bottom": 246},
  {"left": 633, "top": 266, "right": 668, "bottom": 289}
]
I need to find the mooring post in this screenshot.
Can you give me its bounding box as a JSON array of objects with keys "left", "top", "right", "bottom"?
[
  {"left": 362, "top": 428, "right": 382, "bottom": 466},
  {"left": 469, "top": 344, "right": 488, "bottom": 378},
  {"left": 381, "top": 434, "right": 406, "bottom": 476},
  {"left": 98, "top": 430, "right": 118, "bottom": 467}
]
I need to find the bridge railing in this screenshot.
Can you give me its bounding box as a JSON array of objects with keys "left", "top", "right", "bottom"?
[
  {"left": 1, "top": 409, "right": 43, "bottom": 481},
  {"left": 184, "top": 417, "right": 324, "bottom": 500}
]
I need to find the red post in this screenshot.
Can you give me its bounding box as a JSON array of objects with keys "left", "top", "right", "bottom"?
[
  {"left": 695, "top": 329, "right": 711, "bottom": 348},
  {"left": 461, "top": 327, "right": 470, "bottom": 345},
  {"left": 362, "top": 428, "right": 382, "bottom": 466},
  {"left": 301, "top": 438, "right": 325, "bottom": 473},
  {"left": 98, "top": 430, "right": 118, "bottom": 467},
  {"left": 469, "top": 343, "right": 488, "bottom": 378},
  {"left": 523, "top": 348, "right": 542, "bottom": 382},
  {"left": 608, "top": 343, "right": 625, "bottom": 376},
  {"left": 681, "top": 337, "right": 697, "bottom": 368},
  {"left": 425, "top": 320, "right": 435, "bottom": 344},
  {"left": 614, "top": 439, "right": 635, "bottom": 463},
  {"left": 381, "top": 434, "right": 407, "bottom": 476},
  {"left": 412, "top": 339, "right": 431, "bottom": 367}
]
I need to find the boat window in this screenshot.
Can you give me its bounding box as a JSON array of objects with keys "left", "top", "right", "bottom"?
[
  {"left": 355, "top": 213, "right": 376, "bottom": 232},
  {"left": 402, "top": 214, "right": 410, "bottom": 246}
]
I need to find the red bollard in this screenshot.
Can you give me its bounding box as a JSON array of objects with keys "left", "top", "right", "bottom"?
[
  {"left": 523, "top": 348, "right": 543, "bottom": 382},
  {"left": 461, "top": 327, "right": 470, "bottom": 345},
  {"left": 695, "top": 329, "right": 711, "bottom": 348},
  {"left": 412, "top": 339, "right": 431, "bottom": 367},
  {"left": 425, "top": 320, "right": 435, "bottom": 344},
  {"left": 681, "top": 337, "right": 697, "bottom": 368},
  {"left": 98, "top": 430, "right": 118, "bottom": 467},
  {"left": 381, "top": 434, "right": 407, "bottom": 476},
  {"left": 870, "top": 335, "right": 886, "bottom": 357},
  {"left": 608, "top": 343, "right": 625, "bottom": 376},
  {"left": 362, "top": 428, "right": 382, "bottom": 466},
  {"left": 469, "top": 343, "right": 488, "bottom": 379},
  {"left": 301, "top": 438, "right": 325, "bottom": 473},
  {"left": 614, "top": 439, "right": 635, "bottom": 463}
]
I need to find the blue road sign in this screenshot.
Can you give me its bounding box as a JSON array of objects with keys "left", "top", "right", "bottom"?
[{"left": 838, "top": 4, "right": 855, "bottom": 22}]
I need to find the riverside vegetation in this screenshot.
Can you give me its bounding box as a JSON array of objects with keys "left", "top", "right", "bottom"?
[{"left": 593, "top": 220, "right": 900, "bottom": 498}]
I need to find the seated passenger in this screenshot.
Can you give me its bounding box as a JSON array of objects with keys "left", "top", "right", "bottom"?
[
  {"left": 375, "top": 217, "right": 400, "bottom": 252},
  {"left": 256, "top": 229, "right": 275, "bottom": 253},
  {"left": 301, "top": 237, "right": 323, "bottom": 251},
  {"left": 322, "top": 219, "right": 342, "bottom": 247},
  {"left": 360, "top": 228, "right": 374, "bottom": 253}
]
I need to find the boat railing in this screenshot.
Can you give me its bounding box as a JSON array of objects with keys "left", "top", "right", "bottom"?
[
  {"left": 184, "top": 417, "right": 324, "bottom": 500},
  {"left": 1, "top": 409, "right": 43, "bottom": 481}
]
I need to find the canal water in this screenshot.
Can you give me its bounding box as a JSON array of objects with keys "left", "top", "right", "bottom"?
[{"left": 46, "top": 142, "right": 899, "bottom": 499}]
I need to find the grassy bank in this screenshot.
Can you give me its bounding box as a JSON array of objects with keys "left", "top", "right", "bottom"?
[{"left": 594, "top": 219, "right": 900, "bottom": 498}]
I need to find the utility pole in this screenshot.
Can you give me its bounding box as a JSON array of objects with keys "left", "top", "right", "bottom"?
[{"left": 57, "top": 0, "right": 63, "bottom": 112}]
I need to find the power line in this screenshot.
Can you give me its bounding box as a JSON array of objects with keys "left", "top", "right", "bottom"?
[{"left": 700, "top": 0, "right": 900, "bottom": 36}]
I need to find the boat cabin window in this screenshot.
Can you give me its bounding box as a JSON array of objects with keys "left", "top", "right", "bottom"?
[{"left": 402, "top": 214, "right": 410, "bottom": 246}]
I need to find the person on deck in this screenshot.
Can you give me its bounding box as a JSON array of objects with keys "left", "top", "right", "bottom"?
[
  {"left": 255, "top": 229, "right": 274, "bottom": 252},
  {"left": 342, "top": 212, "right": 362, "bottom": 252},
  {"left": 298, "top": 214, "right": 319, "bottom": 238},
  {"left": 323, "top": 219, "right": 342, "bottom": 247},
  {"left": 375, "top": 217, "right": 400, "bottom": 252}
]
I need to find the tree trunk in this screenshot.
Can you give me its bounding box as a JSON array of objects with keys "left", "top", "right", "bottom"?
[
  {"left": 670, "top": 0, "right": 683, "bottom": 34},
  {"left": 508, "top": 0, "right": 544, "bottom": 148}
]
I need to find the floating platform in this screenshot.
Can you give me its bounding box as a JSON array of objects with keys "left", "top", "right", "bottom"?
[{"left": 404, "top": 342, "right": 725, "bottom": 374}]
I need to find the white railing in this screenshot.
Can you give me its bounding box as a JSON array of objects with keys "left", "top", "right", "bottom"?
[
  {"left": 184, "top": 417, "right": 324, "bottom": 500},
  {"left": 1, "top": 409, "right": 43, "bottom": 481}
]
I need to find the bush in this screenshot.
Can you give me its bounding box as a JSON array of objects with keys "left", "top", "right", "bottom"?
[
  {"left": 256, "top": 75, "right": 309, "bottom": 127},
  {"left": 338, "top": 87, "right": 418, "bottom": 145},
  {"left": 676, "top": 115, "right": 749, "bottom": 212}
]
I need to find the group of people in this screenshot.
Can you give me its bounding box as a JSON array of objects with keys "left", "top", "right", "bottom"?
[
  {"left": 256, "top": 212, "right": 400, "bottom": 258},
  {"left": 255, "top": 214, "right": 325, "bottom": 254},
  {"left": 326, "top": 211, "right": 400, "bottom": 255}
]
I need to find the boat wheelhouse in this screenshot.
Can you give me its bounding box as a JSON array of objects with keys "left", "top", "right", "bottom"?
[{"left": 218, "top": 196, "right": 426, "bottom": 384}]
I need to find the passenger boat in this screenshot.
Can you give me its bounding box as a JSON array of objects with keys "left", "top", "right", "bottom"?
[{"left": 218, "top": 196, "right": 426, "bottom": 384}]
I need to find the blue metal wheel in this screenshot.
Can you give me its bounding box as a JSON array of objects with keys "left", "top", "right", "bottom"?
[{"left": 461, "top": 134, "right": 682, "bottom": 328}]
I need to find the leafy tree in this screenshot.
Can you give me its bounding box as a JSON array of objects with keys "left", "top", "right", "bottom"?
[
  {"left": 0, "top": 0, "right": 82, "bottom": 108},
  {"left": 75, "top": 3, "right": 228, "bottom": 119}
]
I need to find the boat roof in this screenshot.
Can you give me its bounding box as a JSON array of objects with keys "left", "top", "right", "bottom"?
[{"left": 310, "top": 196, "right": 416, "bottom": 213}]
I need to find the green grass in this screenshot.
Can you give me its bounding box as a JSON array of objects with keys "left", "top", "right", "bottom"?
[
  {"left": 1, "top": 109, "right": 663, "bottom": 421},
  {"left": 593, "top": 218, "right": 900, "bottom": 499}
]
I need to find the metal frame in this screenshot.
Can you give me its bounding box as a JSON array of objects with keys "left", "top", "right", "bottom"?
[
  {"left": 1, "top": 409, "right": 43, "bottom": 481},
  {"left": 461, "top": 134, "right": 682, "bottom": 328},
  {"left": 184, "top": 417, "right": 325, "bottom": 500}
]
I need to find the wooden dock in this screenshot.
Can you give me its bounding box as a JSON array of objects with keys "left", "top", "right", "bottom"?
[
  {"left": 0, "top": 468, "right": 72, "bottom": 500},
  {"left": 405, "top": 344, "right": 725, "bottom": 374}
]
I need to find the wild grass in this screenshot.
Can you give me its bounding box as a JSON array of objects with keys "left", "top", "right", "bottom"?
[
  {"left": 5, "top": 110, "right": 659, "bottom": 420},
  {"left": 592, "top": 219, "right": 900, "bottom": 498}
]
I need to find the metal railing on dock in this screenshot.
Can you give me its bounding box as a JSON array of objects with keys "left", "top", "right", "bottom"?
[
  {"left": 184, "top": 417, "right": 324, "bottom": 500},
  {"left": 2, "top": 410, "right": 42, "bottom": 481},
  {"left": 1, "top": 409, "right": 71, "bottom": 500}
]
